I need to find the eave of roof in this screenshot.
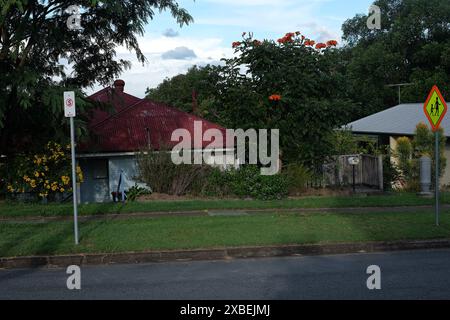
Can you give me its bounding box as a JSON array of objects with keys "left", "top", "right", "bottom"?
[{"left": 345, "top": 103, "right": 450, "bottom": 138}]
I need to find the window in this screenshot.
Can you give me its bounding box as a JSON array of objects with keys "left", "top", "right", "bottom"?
[{"left": 92, "top": 159, "right": 108, "bottom": 180}]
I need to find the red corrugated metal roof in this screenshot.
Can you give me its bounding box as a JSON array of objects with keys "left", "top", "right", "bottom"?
[
  {"left": 80, "top": 81, "right": 228, "bottom": 153},
  {"left": 87, "top": 86, "right": 141, "bottom": 127}
]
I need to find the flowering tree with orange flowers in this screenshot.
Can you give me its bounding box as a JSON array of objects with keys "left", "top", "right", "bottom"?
[{"left": 208, "top": 32, "right": 354, "bottom": 167}]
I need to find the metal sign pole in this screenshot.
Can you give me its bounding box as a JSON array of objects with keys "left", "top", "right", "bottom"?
[
  {"left": 70, "top": 116, "right": 79, "bottom": 244},
  {"left": 435, "top": 130, "right": 440, "bottom": 227},
  {"left": 352, "top": 165, "right": 356, "bottom": 193},
  {"left": 423, "top": 85, "right": 447, "bottom": 227}
]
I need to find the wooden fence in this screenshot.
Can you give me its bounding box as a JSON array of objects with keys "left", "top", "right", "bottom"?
[{"left": 320, "top": 154, "right": 384, "bottom": 190}]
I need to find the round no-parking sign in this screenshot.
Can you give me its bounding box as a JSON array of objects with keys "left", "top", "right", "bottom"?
[{"left": 64, "top": 91, "right": 76, "bottom": 118}]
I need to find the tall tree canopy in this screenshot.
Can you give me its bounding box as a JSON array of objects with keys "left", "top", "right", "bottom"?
[
  {"left": 146, "top": 65, "right": 219, "bottom": 114},
  {"left": 342, "top": 0, "right": 450, "bottom": 119},
  {"left": 149, "top": 33, "right": 353, "bottom": 167},
  {"left": 212, "top": 34, "right": 352, "bottom": 167},
  {"left": 0, "top": 0, "right": 192, "bottom": 155}
]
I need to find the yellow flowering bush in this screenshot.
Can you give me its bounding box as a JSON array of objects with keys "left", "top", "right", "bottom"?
[{"left": 5, "top": 142, "right": 84, "bottom": 200}]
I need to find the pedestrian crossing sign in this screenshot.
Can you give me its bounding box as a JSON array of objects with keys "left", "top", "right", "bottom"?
[{"left": 424, "top": 85, "right": 447, "bottom": 131}]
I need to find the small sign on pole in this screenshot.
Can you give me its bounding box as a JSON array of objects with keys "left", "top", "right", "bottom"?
[
  {"left": 348, "top": 156, "right": 360, "bottom": 166},
  {"left": 64, "top": 91, "right": 76, "bottom": 118},
  {"left": 423, "top": 85, "right": 448, "bottom": 226},
  {"left": 64, "top": 91, "right": 79, "bottom": 244}
]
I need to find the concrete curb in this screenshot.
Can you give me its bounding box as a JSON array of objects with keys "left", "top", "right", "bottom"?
[{"left": 1, "top": 239, "right": 450, "bottom": 269}]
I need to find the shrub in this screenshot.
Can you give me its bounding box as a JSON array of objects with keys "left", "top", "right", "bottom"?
[
  {"left": 192, "top": 167, "right": 231, "bottom": 197},
  {"left": 228, "top": 165, "right": 262, "bottom": 198},
  {"left": 126, "top": 183, "right": 151, "bottom": 202},
  {"left": 395, "top": 136, "right": 415, "bottom": 190},
  {"left": 253, "top": 173, "right": 289, "bottom": 200},
  {"left": 382, "top": 154, "right": 401, "bottom": 191},
  {"left": 138, "top": 148, "right": 289, "bottom": 200},
  {"left": 137, "top": 147, "right": 210, "bottom": 196},
  {"left": 3, "top": 142, "right": 83, "bottom": 201},
  {"left": 284, "top": 163, "right": 312, "bottom": 194},
  {"left": 393, "top": 124, "right": 446, "bottom": 191},
  {"left": 193, "top": 165, "right": 289, "bottom": 200}
]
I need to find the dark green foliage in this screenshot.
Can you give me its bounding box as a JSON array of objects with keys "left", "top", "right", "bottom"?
[
  {"left": 382, "top": 153, "right": 401, "bottom": 191},
  {"left": 283, "top": 163, "right": 313, "bottom": 195},
  {"left": 137, "top": 148, "right": 210, "bottom": 196},
  {"left": 192, "top": 167, "right": 232, "bottom": 197},
  {"left": 228, "top": 166, "right": 289, "bottom": 200},
  {"left": 145, "top": 65, "right": 219, "bottom": 114},
  {"left": 0, "top": 0, "right": 192, "bottom": 154},
  {"left": 126, "top": 184, "right": 151, "bottom": 202},
  {"left": 199, "top": 165, "right": 289, "bottom": 200},
  {"left": 394, "top": 124, "right": 446, "bottom": 191},
  {"left": 329, "top": 130, "right": 380, "bottom": 156},
  {"left": 342, "top": 0, "right": 450, "bottom": 119},
  {"left": 213, "top": 35, "right": 354, "bottom": 167},
  {"left": 146, "top": 33, "right": 354, "bottom": 168}
]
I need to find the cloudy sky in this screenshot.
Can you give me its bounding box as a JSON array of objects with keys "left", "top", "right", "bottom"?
[{"left": 86, "top": 0, "right": 374, "bottom": 98}]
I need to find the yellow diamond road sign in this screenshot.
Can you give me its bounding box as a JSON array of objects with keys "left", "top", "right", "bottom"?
[{"left": 424, "top": 85, "right": 447, "bottom": 131}]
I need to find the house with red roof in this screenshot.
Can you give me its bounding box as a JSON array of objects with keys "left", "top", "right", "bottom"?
[{"left": 78, "top": 80, "right": 234, "bottom": 203}]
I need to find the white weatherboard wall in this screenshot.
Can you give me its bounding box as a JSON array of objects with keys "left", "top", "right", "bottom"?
[{"left": 108, "top": 156, "right": 141, "bottom": 196}]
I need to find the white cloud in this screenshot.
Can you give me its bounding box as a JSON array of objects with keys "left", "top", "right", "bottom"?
[
  {"left": 162, "top": 28, "right": 179, "bottom": 37},
  {"left": 162, "top": 46, "right": 197, "bottom": 60},
  {"left": 85, "top": 34, "right": 233, "bottom": 98},
  {"left": 296, "top": 22, "right": 340, "bottom": 43},
  {"left": 84, "top": 0, "right": 345, "bottom": 99}
]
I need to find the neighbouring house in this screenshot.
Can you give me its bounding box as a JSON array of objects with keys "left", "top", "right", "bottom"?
[
  {"left": 78, "top": 80, "right": 234, "bottom": 203},
  {"left": 345, "top": 103, "right": 450, "bottom": 186}
]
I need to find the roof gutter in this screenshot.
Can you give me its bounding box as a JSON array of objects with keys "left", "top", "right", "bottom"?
[{"left": 77, "top": 148, "right": 236, "bottom": 159}]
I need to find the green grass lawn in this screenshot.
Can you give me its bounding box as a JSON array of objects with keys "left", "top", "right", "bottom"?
[
  {"left": 1, "top": 210, "right": 450, "bottom": 257},
  {"left": 0, "top": 192, "right": 448, "bottom": 218}
]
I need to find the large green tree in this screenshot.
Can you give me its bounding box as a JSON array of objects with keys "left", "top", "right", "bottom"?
[
  {"left": 147, "top": 33, "right": 354, "bottom": 167},
  {"left": 146, "top": 65, "right": 219, "bottom": 114},
  {"left": 342, "top": 0, "right": 450, "bottom": 119},
  {"left": 0, "top": 0, "right": 192, "bottom": 155},
  {"left": 210, "top": 33, "right": 353, "bottom": 167}
]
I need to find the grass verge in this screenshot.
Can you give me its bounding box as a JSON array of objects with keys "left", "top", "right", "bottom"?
[
  {"left": 0, "top": 192, "right": 448, "bottom": 218},
  {"left": 1, "top": 210, "right": 450, "bottom": 257}
]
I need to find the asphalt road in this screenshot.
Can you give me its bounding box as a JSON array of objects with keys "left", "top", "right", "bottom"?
[{"left": 1, "top": 249, "right": 450, "bottom": 300}]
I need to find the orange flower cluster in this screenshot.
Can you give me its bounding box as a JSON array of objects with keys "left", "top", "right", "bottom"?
[
  {"left": 277, "top": 32, "right": 297, "bottom": 44},
  {"left": 233, "top": 31, "right": 337, "bottom": 51},
  {"left": 269, "top": 94, "right": 282, "bottom": 101},
  {"left": 315, "top": 43, "right": 327, "bottom": 50},
  {"left": 326, "top": 40, "right": 338, "bottom": 47},
  {"left": 304, "top": 39, "right": 315, "bottom": 47}
]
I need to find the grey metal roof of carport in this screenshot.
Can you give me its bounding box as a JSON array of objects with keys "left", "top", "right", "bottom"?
[{"left": 345, "top": 103, "right": 450, "bottom": 138}]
